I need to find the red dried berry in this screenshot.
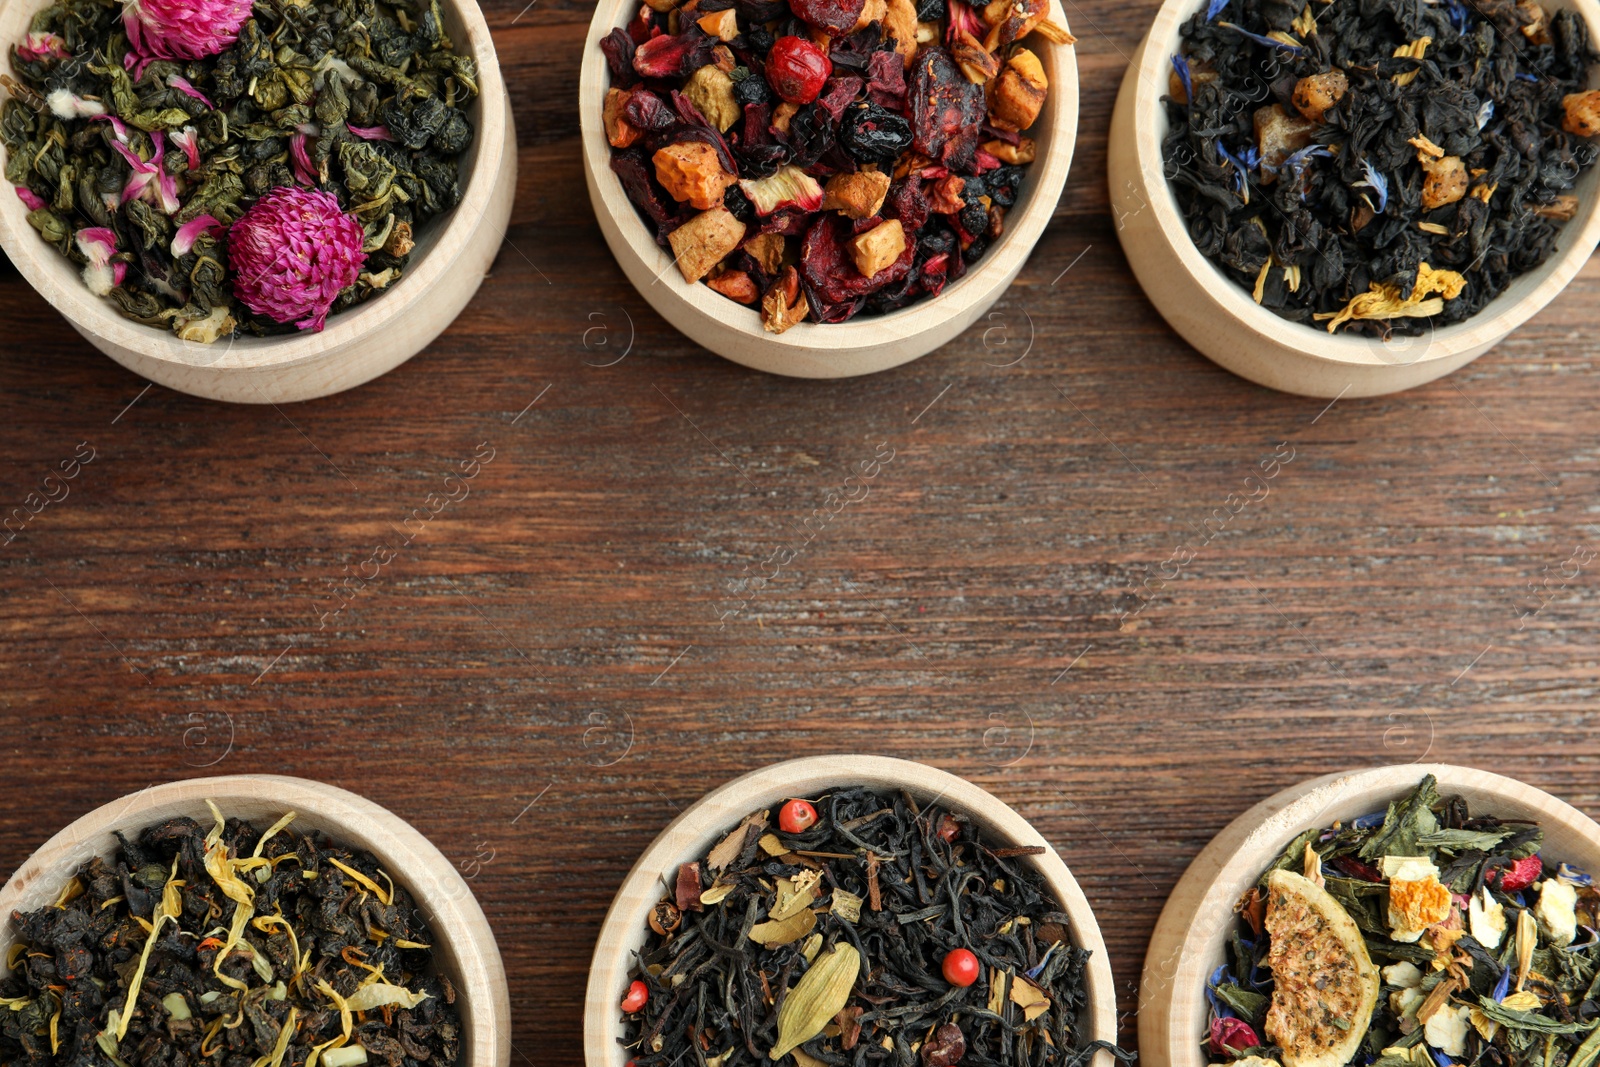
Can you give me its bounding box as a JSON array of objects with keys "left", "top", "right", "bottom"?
[
  {"left": 942, "top": 948, "right": 979, "bottom": 986},
  {"left": 778, "top": 799, "right": 818, "bottom": 833},
  {"left": 789, "top": 0, "right": 867, "bottom": 35},
  {"left": 766, "top": 36, "right": 832, "bottom": 104},
  {"left": 1494, "top": 855, "right": 1542, "bottom": 892},
  {"left": 621, "top": 979, "right": 649, "bottom": 1013}
]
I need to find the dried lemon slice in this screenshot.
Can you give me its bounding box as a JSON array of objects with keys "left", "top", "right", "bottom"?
[{"left": 1263, "top": 869, "right": 1380, "bottom": 1067}]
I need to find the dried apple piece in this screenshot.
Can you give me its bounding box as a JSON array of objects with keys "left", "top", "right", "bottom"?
[{"left": 668, "top": 206, "right": 747, "bottom": 282}]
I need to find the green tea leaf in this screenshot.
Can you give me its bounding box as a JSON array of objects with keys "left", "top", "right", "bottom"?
[
  {"left": 1416, "top": 828, "right": 1516, "bottom": 853},
  {"left": 1474, "top": 997, "right": 1598, "bottom": 1035},
  {"left": 1359, "top": 775, "right": 1441, "bottom": 861}
]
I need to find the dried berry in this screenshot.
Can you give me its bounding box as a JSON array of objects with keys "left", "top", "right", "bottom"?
[
  {"left": 733, "top": 72, "right": 774, "bottom": 106},
  {"left": 921, "top": 1023, "right": 967, "bottom": 1067},
  {"left": 909, "top": 47, "right": 985, "bottom": 165},
  {"left": 790, "top": 0, "right": 869, "bottom": 35},
  {"left": 766, "top": 36, "right": 833, "bottom": 104},
  {"left": 840, "top": 101, "right": 914, "bottom": 164}
]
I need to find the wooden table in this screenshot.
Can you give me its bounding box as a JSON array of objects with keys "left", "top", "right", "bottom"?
[{"left": 2, "top": 0, "right": 1598, "bottom": 1059}]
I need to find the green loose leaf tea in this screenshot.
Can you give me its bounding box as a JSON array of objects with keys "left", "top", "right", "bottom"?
[
  {"left": 1164, "top": 0, "right": 1600, "bottom": 337},
  {"left": 3, "top": 0, "right": 475, "bottom": 339},
  {"left": 0, "top": 804, "right": 462, "bottom": 1067},
  {"left": 619, "top": 787, "right": 1134, "bottom": 1067},
  {"left": 1204, "top": 776, "right": 1600, "bottom": 1067}
]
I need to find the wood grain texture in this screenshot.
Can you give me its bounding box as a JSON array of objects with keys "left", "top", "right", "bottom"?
[{"left": 1, "top": 0, "right": 1599, "bottom": 1063}]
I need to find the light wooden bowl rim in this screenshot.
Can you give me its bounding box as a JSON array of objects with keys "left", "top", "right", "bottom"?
[
  {"left": 583, "top": 754, "right": 1119, "bottom": 1067},
  {"left": 1137, "top": 762, "right": 1600, "bottom": 1067},
  {"left": 0, "top": 774, "right": 511, "bottom": 1067},
  {"left": 576, "top": 2, "right": 1079, "bottom": 374},
  {"left": 0, "top": 0, "right": 510, "bottom": 375},
  {"left": 1122, "top": 0, "right": 1600, "bottom": 369}
]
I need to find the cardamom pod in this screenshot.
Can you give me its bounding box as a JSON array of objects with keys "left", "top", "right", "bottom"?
[{"left": 768, "top": 943, "right": 860, "bottom": 1060}]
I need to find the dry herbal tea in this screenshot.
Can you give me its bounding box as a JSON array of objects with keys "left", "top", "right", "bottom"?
[
  {"left": 3, "top": 0, "right": 476, "bottom": 340},
  {"left": 1164, "top": 0, "right": 1600, "bottom": 336},
  {"left": 1204, "top": 775, "right": 1600, "bottom": 1067},
  {"left": 597, "top": 0, "right": 1073, "bottom": 332},
  {"left": 618, "top": 788, "right": 1131, "bottom": 1067},
  {"left": 0, "top": 804, "right": 462, "bottom": 1067}
]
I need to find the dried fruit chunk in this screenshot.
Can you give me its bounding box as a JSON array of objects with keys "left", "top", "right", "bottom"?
[
  {"left": 791, "top": 0, "right": 869, "bottom": 35},
  {"left": 739, "top": 164, "right": 825, "bottom": 215},
  {"left": 952, "top": 29, "right": 999, "bottom": 82},
  {"left": 604, "top": 87, "right": 642, "bottom": 148},
  {"left": 822, "top": 169, "right": 892, "bottom": 218},
  {"left": 654, "top": 141, "right": 737, "bottom": 209},
  {"left": 1420, "top": 154, "right": 1467, "bottom": 210},
  {"left": 684, "top": 64, "right": 741, "bottom": 131},
  {"left": 744, "top": 232, "right": 786, "bottom": 273},
  {"left": 697, "top": 7, "right": 739, "bottom": 39},
  {"left": 982, "top": 136, "right": 1034, "bottom": 163},
  {"left": 762, "top": 266, "right": 809, "bottom": 332},
  {"left": 801, "top": 212, "right": 914, "bottom": 301},
  {"left": 910, "top": 47, "right": 986, "bottom": 163},
  {"left": 884, "top": 0, "right": 919, "bottom": 63},
  {"left": 668, "top": 205, "right": 747, "bottom": 281},
  {"left": 1263, "top": 869, "right": 1380, "bottom": 1067},
  {"left": 708, "top": 269, "right": 760, "bottom": 302},
  {"left": 853, "top": 0, "right": 888, "bottom": 32},
  {"left": 989, "top": 49, "right": 1047, "bottom": 131},
  {"left": 1254, "top": 104, "right": 1316, "bottom": 178},
  {"left": 1291, "top": 69, "right": 1347, "bottom": 123},
  {"left": 1563, "top": 90, "right": 1600, "bottom": 137},
  {"left": 850, "top": 218, "right": 906, "bottom": 276},
  {"left": 1168, "top": 57, "right": 1218, "bottom": 103}
]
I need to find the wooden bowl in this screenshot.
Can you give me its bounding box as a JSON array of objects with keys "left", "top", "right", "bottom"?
[
  {"left": 583, "top": 754, "right": 1118, "bottom": 1066},
  {"left": 0, "top": 4, "right": 515, "bottom": 404},
  {"left": 1108, "top": 3, "right": 1600, "bottom": 398},
  {"left": 0, "top": 775, "right": 511, "bottom": 1067},
  {"left": 578, "top": 12, "right": 1079, "bottom": 378},
  {"left": 1138, "top": 763, "right": 1600, "bottom": 1067}
]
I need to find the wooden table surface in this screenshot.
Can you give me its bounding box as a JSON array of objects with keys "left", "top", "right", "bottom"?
[{"left": 2, "top": 0, "right": 1599, "bottom": 1062}]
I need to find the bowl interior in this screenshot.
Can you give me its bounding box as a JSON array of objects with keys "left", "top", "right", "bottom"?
[
  {"left": 577, "top": 0, "right": 1079, "bottom": 349},
  {"left": 584, "top": 755, "right": 1118, "bottom": 1067},
  {"left": 1132, "top": 0, "right": 1600, "bottom": 367},
  {"left": 1170, "top": 764, "right": 1600, "bottom": 1067},
  {"left": 0, "top": 776, "right": 507, "bottom": 1067},
  {"left": 0, "top": 0, "right": 504, "bottom": 371}
]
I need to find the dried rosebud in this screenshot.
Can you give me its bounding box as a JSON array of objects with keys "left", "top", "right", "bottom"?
[
  {"left": 921, "top": 1023, "right": 966, "bottom": 1067},
  {"left": 1209, "top": 1017, "right": 1259, "bottom": 1056},
  {"left": 229, "top": 186, "right": 365, "bottom": 332},
  {"left": 123, "top": 0, "right": 251, "bottom": 60},
  {"left": 707, "top": 269, "right": 760, "bottom": 303}
]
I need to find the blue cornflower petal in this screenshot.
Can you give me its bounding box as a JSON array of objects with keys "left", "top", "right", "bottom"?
[
  {"left": 1350, "top": 812, "right": 1387, "bottom": 830},
  {"left": 1445, "top": 0, "right": 1470, "bottom": 31},
  {"left": 1516, "top": 71, "right": 1539, "bottom": 82},
  {"left": 1560, "top": 862, "right": 1594, "bottom": 886},
  {"left": 1357, "top": 159, "right": 1389, "bottom": 213},
  {"left": 1206, "top": 0, "right": 1230, "bottom": 20},
  {"left": 1215, "top": 139, "right": 1257, "bottom": 197},
  {"left": 1432, "top": 1051, "right": 1453, "bottom": 1067},
  {"left": 1493, "top": 966, "right": 1512, "bottom": 1002},
  {"left": 1206, "top": 964, "right": 1237, "bottom": 1017},
  {"left": 1025, "top": 943, "right": 1058, "bottom": 980},
  {"left": 1477, "top": 99, "right": 1495, "bottom": 129},
  {"left": 1217, "top": 21, "right": 1305, "bottom": 52},
  {"left": 1172, "top": 54, "right": 1194, "bottom": 101}
]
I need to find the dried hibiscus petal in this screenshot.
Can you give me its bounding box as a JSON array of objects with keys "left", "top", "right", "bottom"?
[
  {"left": 601, "top": 28, "right": 639, "bottom": 87},
  {"left": 624, "top": 89, "right": 676, "bottom": 130},
  {"left": 634, "top": 27, "right": 717, "bottom": 79},
  {"left": 801, "top": 211, "right": 913, "bottom": 302},
  {"left": 816, "top": 75, "right": 865, "bottom": 122}
]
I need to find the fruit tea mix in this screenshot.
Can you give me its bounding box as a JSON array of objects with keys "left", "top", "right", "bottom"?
[
  {"left": 1163, "top": 0, "right": 1600, "bottom": 337},
  {"left": 1204, "top": 775, "right": 1600, "bottom": 1067},
  {"left": 597, "top": 0, "right": 1072, "bottom": 332},
  {"left": 2, "top": 0, "right": 476, "bottom": 340},
  {"left": 619, "top": 788, "right": 1130, "bottom": 1067},
  {"left": 0, "top": 804, "right": 461, "bottom": 1067}
]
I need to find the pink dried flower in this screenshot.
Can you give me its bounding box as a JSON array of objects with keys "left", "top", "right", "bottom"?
[
  {"left": 346, "top": 124, "right": 394, "bottom": 142},
  {"left": 18, "top": 31, "right": 71, "bottom": 61},
  {"left": 228, "top": 186, "right": 366, "bottom": 331},
  {"left": 1208, "top": 1017, "right": 1260, "bottom": 1057},
  {"left": 290, "top": 132, "right": 319, "bottom": 186},
  {"left": 15, "top": 187, "right": 47, "bottom": 211},
  {"left": 112, "top": 129, "right": 180, "bottom": 213},
  {"left": 171, "top": 214, "right": 224, "bottom": 256},
  {"left": 171, "top": 126, "right": 201, "bottom": 171},
  {"left": 76, "top": 227, "right": 126, "bottom": 296},
  {"left": 123, "top": 0, "right": 252, "bottom": 61},
  {"left": 166, "top": 74, "right": 214, "bottom": 109}
]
